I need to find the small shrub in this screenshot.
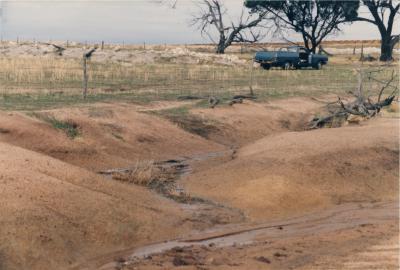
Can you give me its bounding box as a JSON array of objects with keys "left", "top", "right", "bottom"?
[{"left": 50, "top": 119, "right": 80, "bottom": 138}]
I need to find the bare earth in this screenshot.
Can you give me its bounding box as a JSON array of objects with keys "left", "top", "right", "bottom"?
[{"left": 0, "top": 96, "right": 398, "bottom": 269}]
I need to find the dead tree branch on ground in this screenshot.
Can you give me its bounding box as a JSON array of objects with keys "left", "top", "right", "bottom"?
[
  {"left": 309, "top": 67, "right": 398, "bottom": 129},
  {"left": 45, "top": 43, "right": 66, "bottom": 56},
  {"left": 208, "top": 96, "right": 220, "bottom": 108}
]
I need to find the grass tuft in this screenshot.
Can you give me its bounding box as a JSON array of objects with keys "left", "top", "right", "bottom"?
[{"left": 28, "top": 112, "right": 80, "bottom": 139}]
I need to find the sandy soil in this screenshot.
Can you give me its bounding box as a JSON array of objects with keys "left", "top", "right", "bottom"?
[
  {"left": 119, "top": 201, "right": 399, "bottom": 270},
  {"left": 0, "top": 103, "right": 224, "bottom": 171},
  {"left": 0, "top": 141, "right": 193, "bottom": 270},
  {"left": 0, "top": 97, "right": 398, "bottom": 269}
]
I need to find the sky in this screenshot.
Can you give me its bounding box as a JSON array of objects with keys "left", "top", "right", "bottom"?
[{"left": 0, "top": 0, "right": 398, "bottom": 44}]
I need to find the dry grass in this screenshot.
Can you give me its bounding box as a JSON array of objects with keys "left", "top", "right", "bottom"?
[
  {"left": 0, "top": 50, "right": 397, "bottom": 110},
  {"left": 1, "top": 55, "right": 389, "bottom": 95},
  {"left": 112, "top": 160, "right": 157, "bottom": 185}
]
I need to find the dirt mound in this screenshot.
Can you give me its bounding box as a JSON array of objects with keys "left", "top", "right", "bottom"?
[
  {"left": 183, "top": 117, "right": 399, "bottom": 221},
  {"left": 0, "top": 103, "right": 225, "bottom": 171},
  {"left": 0, "top": 97, "right": 398, "bottom": 269},
  {"left": 0, "top": 141, "right": 192, "bottom": 270},
  {"left": 191, "top": 97, "right": 323, "bottom": 146}
]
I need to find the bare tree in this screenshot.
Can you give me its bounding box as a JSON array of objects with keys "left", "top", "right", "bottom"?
[
  {"left": 191, "top": 0, "right": 269, "bottom": 54},
  {"left": 354, "top": 0, "right": 399, "bottom": 61}
]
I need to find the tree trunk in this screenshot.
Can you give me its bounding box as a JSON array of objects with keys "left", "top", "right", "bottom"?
[
  {"left": 380, "top": 35, "right": 393, "bottom": 61},
  {"left": 216, "top": 42, "right": 226, "bottom": 54},
  {"left": 310, "top": 44, "right": 317, "bottom": 54},
  {"left": 310, "top": 38, "right": 320, "bottom": 54}
]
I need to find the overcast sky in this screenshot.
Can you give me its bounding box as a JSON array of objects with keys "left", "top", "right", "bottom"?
[{"left": 0, "top": 0, "right": 398, "bottom": 44}]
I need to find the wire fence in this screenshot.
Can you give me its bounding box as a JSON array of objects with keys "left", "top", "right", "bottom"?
[{"left": 0, "top": 56, "right": 397, "bottom": 110}]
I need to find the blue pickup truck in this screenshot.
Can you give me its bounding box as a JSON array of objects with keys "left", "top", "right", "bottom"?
[{"left": 255, "top": 46, "right": 328, "bottom": 70}]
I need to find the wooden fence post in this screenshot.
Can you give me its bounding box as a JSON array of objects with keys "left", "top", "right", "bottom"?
[
  {"left": 249, "top": 59, "right": 255, "bottom": 96},
  {"left": 360, "top": 43, "right": 364, "bottom": 59},
  {"left": 101, "top": 41, "right": 104, "bottom": 50},
  {"left": 82, "top": 47, "right": 97, "bottom": 99},
  {"left": 82, "top": 56, "right": 88, "bottom": 99}
]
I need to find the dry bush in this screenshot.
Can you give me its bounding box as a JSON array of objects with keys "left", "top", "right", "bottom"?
[{"left": 112, "top": 160, "right": 159, "bottom": 185}]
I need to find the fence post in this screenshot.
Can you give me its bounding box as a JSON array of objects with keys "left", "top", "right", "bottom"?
[
  {"left": 249, "top": 58, "right": 255, "bottom": 96},
  {"left": 360, "top": 42, "right": 364, "bottom": 59},
  {"left": 101, "top": 41, "right": 104, "bottom": 50},
  {"left": 82, "top": 47, "right": 98, "bottom": 99},
  {"left": 82, "top": 56, "right": 88, "bottom": 99}
]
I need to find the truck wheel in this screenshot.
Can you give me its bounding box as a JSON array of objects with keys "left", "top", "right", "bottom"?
[
  {"left": 261, "top": 64, "right": 270, "bottom": 70},
  {"left": 282, "top": 62, "right": 291, "bottom": 70},
  {"left": 314, "top": 62, "right": 322, "bottom": 70}
]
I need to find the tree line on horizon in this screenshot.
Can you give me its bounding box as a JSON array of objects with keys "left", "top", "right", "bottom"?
[{"left": 187, "top": 0, "right": 399, "bottom": 61}]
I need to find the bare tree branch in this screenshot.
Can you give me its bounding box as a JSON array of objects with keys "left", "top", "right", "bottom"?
[
  {"left": 191, "top": 0, "right": 270, "bottom": 54},
  {"left": 309, "top": 66, "right": 397, "bottom": 129}
]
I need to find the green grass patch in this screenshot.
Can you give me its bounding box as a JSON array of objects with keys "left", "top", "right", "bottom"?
[
  {"left": 27, "top": 112, "right": 80, "bottom": 139},
  {"left": 0, "top": 91, "right": 182, "bottom": 111}
]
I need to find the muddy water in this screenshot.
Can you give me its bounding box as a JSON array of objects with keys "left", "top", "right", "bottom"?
[{"left": 96, "top": 201, "right": 398, "bottom": 270}]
